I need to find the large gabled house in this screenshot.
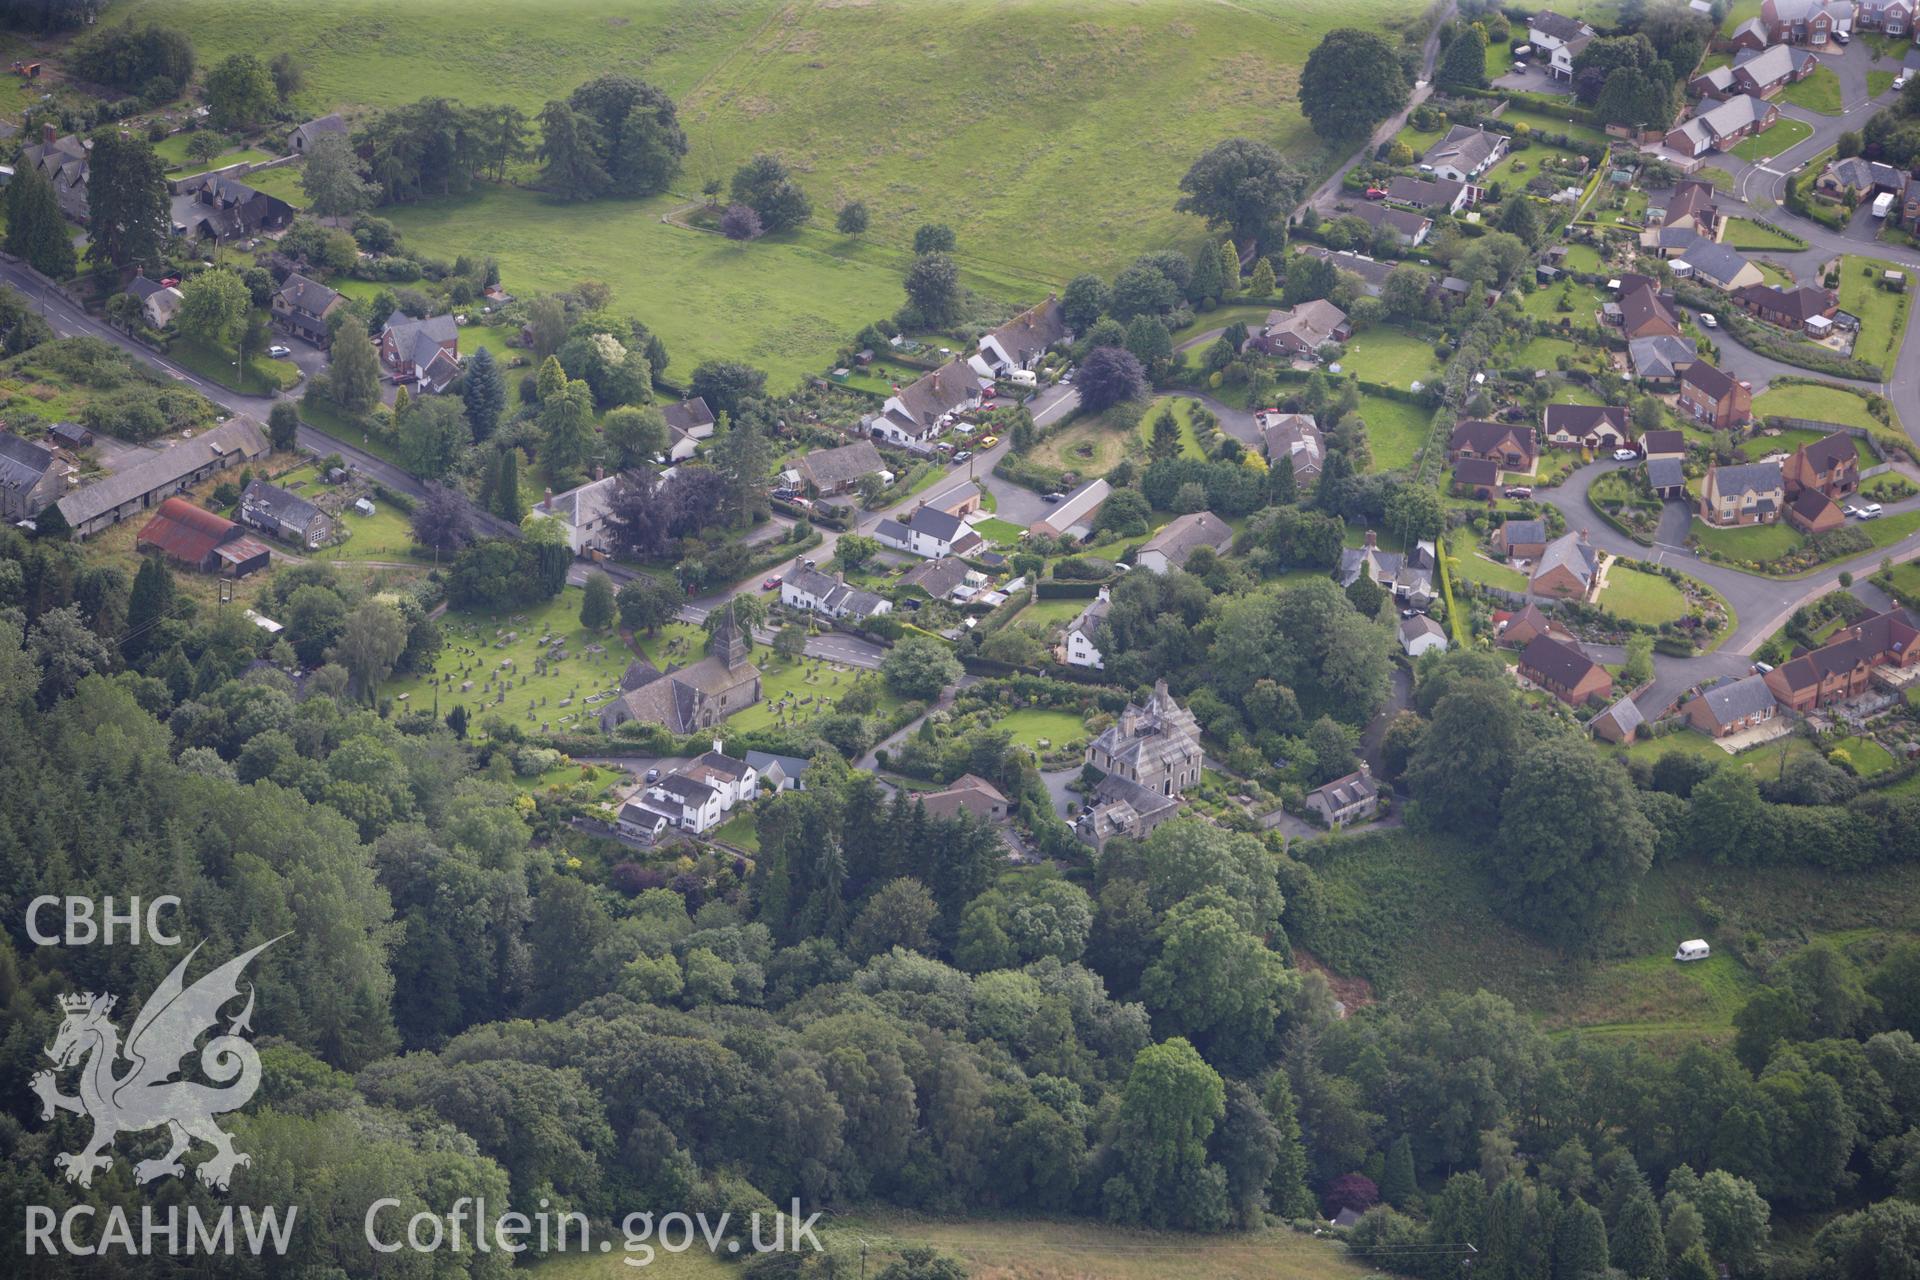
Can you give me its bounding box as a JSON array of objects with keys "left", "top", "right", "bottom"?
[
  {"left": 1385, "top": 174, "right": 1474, "bottom": 214},
  {"left": 779, "top": 565, "right": 892, "bottom": 622},
  {"left": 1421, "top": 125, "right": 1509, "bottom": 182},
  {"left": 1676, "top": 360, "right": 1753, "bottom": 431},
  {"left": 1687, "top": 674, "right": 1783, "bottom": 738},
  {"left": 1306, "top": 764, "right": 1382, "bottom": 827},
  {"left": 874, "top": 504, "right": 984, "bottom": 559},
  {"left": 271, "top": 272, "right": 344, "bottom": 345},
  {"left": 170, "top": 173, "right": 295, "bottom": 243},
  {"left": 1759, "top": 0, "right": 1854, "bottom": 44},
  {"left": 125, "top": 275, "right": 184, "bottom": 329},
  {"left": 1783, "top": 430, "right": 1861, "bottom": 501},
  {"left": 378, "top": 313, "right": 461, "bottom": 393},
  {"left": 1260, "top": 411, "right": 1324, "bottom": 484},
  {"left": 872, "top": 360, "right": 984, "bottom": 450},
  {"left": 1078, "top": 681, "right": 1202, "bottom": 848},
  {"left": 1062, "top": 588, "right": 1109, "bottom": 670},
  {"left": 970, "top": 297, "right": 1068, "bottom": 378},
  {"left": 1859, "top": 0, "right": 1915, "bottom": 36},
  {"left": 532, "top": 472, "right": 623, "bottom": 556},
  {"left": 22, "top": 127, "right": 89, "bottom": 222},
  {"left": 1764, "top": 607, "right": 1920, "bottom": 711},
  {"left": 1338, "top": 531, "right": 1437, "bottom": 606},
  {"left": 1528, "top": 10, "right": 1598, "bottom": 78},
  {"left": 1449, "top": 419, "right": 1537, "bottom": 471},
  {"left": 1700, "top": 460, "right": 1785, "bottom": 526},
  {"left": 1543, "top": 404, "right": 1631, "bottom": 452},
  {"left": 1245, "top": 300, "right": 1350, "bottom": 358},
  {"left": 238, "top": 478, "right": 333, "bottom": 549},
  {"left": 1531, "top": 531, "right": 1599, "bottom": 601}
]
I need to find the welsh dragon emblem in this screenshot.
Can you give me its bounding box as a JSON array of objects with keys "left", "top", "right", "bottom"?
[{"left": 32, "top": 937, "right": 281, "bottom": 1191}]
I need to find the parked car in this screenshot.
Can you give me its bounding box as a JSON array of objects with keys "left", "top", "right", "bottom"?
[
  {"left": 1364, "top": 187, "right": 1388, "bottom": 200},
  {"left": 762, "top": 575, "right": 782, "bottom": 590},
  {"left": 952, "top": 449, "right": 973, "bottom": 463},
  {"left": 1698, "top": 312, "right": 1718, "bottom": 329},
  {"left": 1612, "top": 448, "right": 1638, "bottom": 461},
  {"left": 268, "top": 344, "right": 291, "bottom": 358},
  {"left": 979, "top": 435, "right": 999, "bottom": 448},
  {"left": 1861, "top": 502, "right": 1884, "bottom": 519},
  {"left": 644, "top": 768, "right": 660, "bottom": 783},
  {"left": 1043, "top": 492, "right": 1065, "bottom": 503},
  {"left": 800, "top": 558, "right": 817, "bottom": 569},
  {"left": 1504, "top": 485, "right": 1532, "bottom": 499}
]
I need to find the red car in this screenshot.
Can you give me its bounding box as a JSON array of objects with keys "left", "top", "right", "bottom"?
[
  {"left": 1364, "top": 187, "right": 1389, "bottom": 200},
  {"left": 763, "top": 575, "right": 783, "bottom": 590}
]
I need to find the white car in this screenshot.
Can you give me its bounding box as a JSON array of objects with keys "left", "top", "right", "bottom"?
[
  {"left": 1612, "top": 448, "right": 1638, "bottom": 462},
  {"left": 268, "top": 344, "right": 291, "bottom": 358},
  {"left": 1860, "top": 502, "right": 1884, "bottom": 519},
  {"left": 1697, "top": 312, "right": 1718, "bottom": 329}
]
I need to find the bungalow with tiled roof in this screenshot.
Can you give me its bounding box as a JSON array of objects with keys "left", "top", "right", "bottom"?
[
  {"left": 1449, "top": 420, "right": 1537, "bottom": 470},
  {"left": 1735, "top": 282, "right": 1838, "bottom": 332},
  {"left": 1519, "top": 634, "right": 1614, "bottom": 707},
  {"left": 971, "top": 297, "right": 1069, "bottom": 377},
  {"left": 1421, "top": 125, "right": 1509, "bottom": 181},
  {"left": 1385, "top": 174, "right": 1474, "bottom": 214},
  {"left": 1664, "top": 94, "right": 1780, "bottom": 158},
  {"left": 1136, "top": 511, "right": 1233, "bottom": 574},
  {"left": 1531, "top": 531, "right": 1599, "bottom": 601},
  {"left": 1543, "top": 404, "right": 1632, "bottom": 452},
  {"left": 1245, "top": 299, "right": 1350, "bottom": 358},
  {"left": 793, "top": 439, "right": 887, "bottom": 496},
  {"left": 1630, "top": 334, "right": 1698, "bottom": 385},
  {"left": 1619, "top": 283, "right": 1683, "bottom": 339}
]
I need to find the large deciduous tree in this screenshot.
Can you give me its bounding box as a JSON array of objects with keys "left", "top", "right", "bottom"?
[
  {"left": 177, "top": 267, "right": 249, "bottom": 350},
  {"left": 536, "top": 100, "right": 609, "bottom": 201},
  {"left": 730, "top": 153, "right": 812, "bottom": 232},
  {"left": 205, "top": 52, "right": 277, "bottom": 130},
  {"left": 1175, "top": 138, "right": 1306, "bottom": 255},
  {"left": 566, "top": 74, "right": 686, "bottom": 198},
  {"left": 324, "top": 315, "right": 382, "bottom": 416},
  {"left": 1075, "top": 345, "right": 1148, "bottom": 414},
  {"left": 1299, "top": 29, "right": 1410, "bottom": 143},
  {"left": 86, "top": 131, "right": 169, "bottom": 271},
  {"left": 905, "top": 251, "right": 961, "bottom": 328},
  {"left": 300, "top": 133, "right": 374, "bottom": 218}
]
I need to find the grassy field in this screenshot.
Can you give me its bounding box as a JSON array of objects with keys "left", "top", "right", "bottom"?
[
  {"left": 532, "top": 1213, "right": 1375, "bottom": 1280},
  {"left": 131, "top": 0, "right": 1426, "bottom": 287},
  {"left": 1354, "top": 392, "right": 1434, "bottom": 473},
  {"left": 1751, "top": 382, "right": 1888, "bottom": 434},
  {"left": 1778, "top": 65, "right": 1844, "bottom": 115},
  {"left": 1598, "top": 564, "right": 1690, "bottom": 625},
  {"left": 1340, "top": 326, "right": 1440, "bottom": 389},
  {"left": 1721, "top": 216, "right": 1806, "bottom": 251},
  {"left": 1838, "top": 255, "right": 1914, "bottom": 377},
  {"left": 1730, "top": 117, "right": 1813, "bottom": 162},
  {"left": 1030, "top": 413, "right": 1139, "bottom": 476},
  {"left": 997, "top": 707, "right": 1086, "bottom": 750},
  {"left": 381, "top": 586, "right": 635, "bottom": 726},
  {"left": 1515, "top": 335, "right": 1582, "bottom": 368},
  {"left": 149, "top": 133, "right": 278, "bottom": 173}
]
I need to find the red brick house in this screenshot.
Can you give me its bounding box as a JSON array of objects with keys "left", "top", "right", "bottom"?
[
  {"left": 1683, "top": 674, "right": 1781, "bottom": 737},
  {"left": 1619, "top": 283, "right": 1683, "bottom": 338},
  {"left": 1519, "top": 634, "right": 1614, "bottom": 707},
  {"left": 1782, "top": 431, "right": 1860, "bottom": 501},
  {"left": 1734, "top": 282, "right": 1838, "bottom": 332},
  {"left": 1676, "top": 360, "right": 1753, "bottom": 431},
  {"left": 1452, "top": 457, "right": 1501, "bottom": 500},
  {"left": 1543, "top": 404, "right": 1632, "bottom": 451},
  {"left": 1763, "top": 608, "right": 1920, "bottom": 711}
]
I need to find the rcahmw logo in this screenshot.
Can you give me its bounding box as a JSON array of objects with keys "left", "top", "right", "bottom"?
[{"left": 23, "top": 925, "right": 300, "bottom": 1258}]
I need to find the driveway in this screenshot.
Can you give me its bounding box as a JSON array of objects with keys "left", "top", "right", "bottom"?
[{"left": 1493, "top": 64, "right": 1571, "bottom": 96}]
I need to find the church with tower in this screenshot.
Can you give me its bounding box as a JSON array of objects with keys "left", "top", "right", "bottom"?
[{"left": 598, "top": 601, "right": 763, "bottom": 735}]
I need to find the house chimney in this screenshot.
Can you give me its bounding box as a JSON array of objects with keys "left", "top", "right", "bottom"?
[
  {"left": 542, "top": 487, "right": 553, "bottom": 511},
  {"left": 41, "top": 122, "right": 54, "bottom": 145},
  {"left": 1364, "top": 530, "right": 1377, "bottom": 549},
  {"left": 594, "top": 464, "right": 604, "bottom": 481},
  {"left": 713, "top": 737, "right": 723, "bottom": 758}
]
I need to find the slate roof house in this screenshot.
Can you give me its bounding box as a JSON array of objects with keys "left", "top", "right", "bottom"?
[
  {"left": 1449, "top": 420, "right": 1537, "bottom": 470},
  {"left": 136, "top": 498, "right": 272, "bottom": 576},
  {"left": 1136, "top": 511, "right": 1233, "bottom": 574},
  {"left": 56, "top": 418, "right": 269, "bottom": 539},
  {"left": 920, "top": 773, "right": 1011, "bottom": 824},
  {"left": 794, "top": 439, "right": 887, "bottom": 496},
  {"left": 970, "top": 297, "right": 1068, "bottom": 377},
  {"left": 238, "top": 478, "right": 333, "bottom": 549},
  {"left": 662, "top": 397, "right": 717, "bottom": 460},
  {"left": 1385, "top": 174, "right": 1473, "bottom": 214},
  {"left": 899, "top": 555, "right": 977, "bottom": 600},
  {"left": 22, "top": 128, "right": 89, "bottom": 222},
  {"left": 170, "top": 174, "right": 295, "bottom": 243},
  {"left": 873, "top": 360, "right": 984, "bottom": 449},
  {"left": 1519, "top": 634, "right": 1614, "bottom": 707},
  {"left": 1062, "top": 588, "right": 1109, "bottom": 670},
  {"left": 124, "top": 275, "right": 184, "bottom": 329},
  {"left": 1399, "top": 614, "right": 1449, "bottom": 657},
  {"left": 1619, "top": 282, "right": 1684, "bottom": 339},
  {"left": 1700, "top": 460, "right": 1785, "bottom": 526},
  {"left": 1859, "top": 0, "right": 1915, "bottom": 36},
  {"left": 0, "top": 431, "right": 61, "bottom": 519},
  {"left": 1590, "top": 695, "right": 1646, "bottom": 744},
  {"left": 1306, "top": 764, "right": 1382, "bottom": 827},
  {"left": 272, "top": 272, "right": 344, "bottom": 345},
  {"left": 874, "top": 504, "right": 985, "bottom": 559},
  {"left": 778, "top": 565, "right": 892, "bottom": 621},
  {"left": 1338, "top": 531, "right": 1437, "bottom": 605},
  {"left": 1343, "top": 200, "right": 1432, "bottom": 248},
  {"left": 1665, "top": 94, "right": 1780, "bottom": 157},
  {"left": 1529, "top": 10, "right": 1598, "bottom": 77},
  {"left": 1648, "top": 456, "right": 1689, "bottom": 500},
  {"left": 1078, "top": 681, "right": 1202, "bottom": 847},
  {"left": 1676, "top": 360, "right": 1753, "bottom": 431},
  {"left": 1819, "top": 155, "right": 1908, "bottom": 197},
  {"left": 378, "top": 313, "right": 461, "bottom": 392},
  {"left": 533, "top": 472, "right": 623, "bottom": 556},
  {"left": 288, "top": 113, "right": 349, "bottom": 154},
  {"left": 1629, "top": 334, "right": 1698, "bottom": 384},
  {"left": 1729, "top": 42, "right": 1811, "bottom": 97},
  {"left": 599, "top": 603, "right": 762, "bottom": 735},
  {"left": 1764, "top": 607, "right": 1920, "bottom": 711},
  {"left": 1677, "top": 240, "right": 1764, "bottom": 293},
  {"left": 1245, "top": 299, "right": 1350, "bottom": 358},
  {"left": 1759, "top": 0, "right": 1854, "bottom": 44},
  {"left": 1421, "top": 125, "right": 1510, "bottom": 181},
  {"left": 1543, "top": 404, "right": 1632, "bottom": 452},
  {"left": 1531, "top": 531, "right": 1600, "bottom": 600},
  {"left": 1295, "top": 247, "right": 1396, "bottom": 296},
  {"left": 1493, "top": 518, "right": 1548, "bottom": 560},
  {"left": 1260, "top": 411, "right": 1324, "bottom": 482}
]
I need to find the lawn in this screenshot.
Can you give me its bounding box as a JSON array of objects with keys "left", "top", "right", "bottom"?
[
  {"left": 1169, "top": 305, "right": 1274, "bottom": 350},
  {"left": 1030, "top": 415, "right": 1138, "bottom": 476},
  {"left": 1560, "top": 242, "right": 1605, "bottom": 273},
  {"left": 1353, "top": 392, "right": 1435, "bottom": 473},
  {"left": 1340, "top": 326, "right": 1441, "bottom": 389},
  {"left": 1778, "top": 65, "right": 1844, "bottom": 115},
  {"left": 1720, "top": 216, "right": 1806, "bottom": 251},
  {"left": 973, "top": 516, "right": 1027, "bottom": 545},
  {"left": 735, "top": 650, "right": 900, "bottom": 734},
  {"left": 1838, "top": 255, "right": 1914, "bottom": 377},
  {"left": 1014, "top": 596, "right": 1094, "bottom": 627},
  {"left": 168, "top": 337, "right": 302, "bottom": 396},
  {"left": 997, "top": 707, "right": 1086, "bottom": 751},
  {"left": 1751, "top": 382, "right": 1889, "bottom": 434},
  {"left": 129, "top": 0, "right": 1426, "bottom": 286},
  {"left": 1730, "top": 117, "right": 1813, "bottom": 162},
  {"left": 1522, "top": 279, "right": 1608, "bottom": 324},
  {"left": 1871, "top": 70, "right": 1899, "bottom": 99},
  {"left": 1450, "top": 550, "right": 1530, "bottom": 592},
  {"left": 1138, "top": 396, "right": 1209, "bottom": 460},
  {"left": 330, "top": 500, "right": 429, "bottom": 564},
  {"left": 1689, "top": 517, "right": 1804, "bottom": 561},
  {"left": 710, "top": 808, "right": 760, "bottom": 852},
  {"left": 1598, "top": 564, "right": 1691, "bottom": 625},
  {"left": 380, "top": 586, "right": 639, "bottom": 731},
  {"left": 1831, "top": 735, "right": 1897, "bottom": 777},
  {"left": 1498, "top": 105, "right": 1612, "bottom": 146},
  {"left": 1515, "top": 336, "right": 1582, "bottom": 368},
  {"left": 149, "top": 132, "right": 278, "bottom": 173}
]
